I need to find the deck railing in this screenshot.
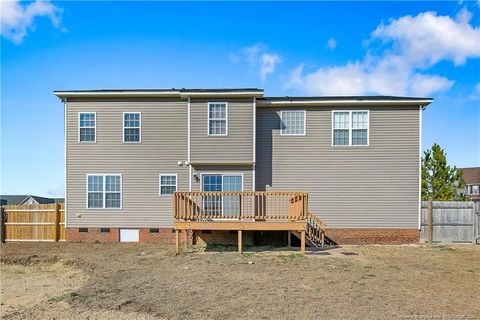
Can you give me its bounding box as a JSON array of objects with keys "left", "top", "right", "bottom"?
[{"left": 173, "top": 191, "right": 308, "bottom": 221}]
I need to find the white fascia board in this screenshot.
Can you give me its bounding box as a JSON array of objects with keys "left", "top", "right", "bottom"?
[
  {"left": 258, "top": 99, "right": 433, "bottom": 106},
  {"left": 54, "top": 91, "right": 181, "bottom": 99},
  {"left": 180, "top": 91, "right": 264, "bottom": 99}
]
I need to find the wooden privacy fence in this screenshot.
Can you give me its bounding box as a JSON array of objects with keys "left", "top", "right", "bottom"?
[
  {"left": 1, "top": 203, "right": 65, "bottom": 242},
  {"left": 421, "top": 201, "right": 479, "bottom": 244}
]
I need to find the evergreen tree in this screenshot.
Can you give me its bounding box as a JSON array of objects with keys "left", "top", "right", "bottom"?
[{"left": 421, "top": 143, "right": 466, "bottom": 201}]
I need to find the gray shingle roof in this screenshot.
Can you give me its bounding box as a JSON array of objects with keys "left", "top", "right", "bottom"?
[{"left": 0, "top": 195, "right": 63, "bottom": 205}]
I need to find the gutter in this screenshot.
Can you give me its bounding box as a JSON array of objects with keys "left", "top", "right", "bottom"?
[
  {"left": 257, "top": 99, "right": 434, "bottom": 107},
  {"left": 54, "top": 90, "right": 264, "bottom": 100}
]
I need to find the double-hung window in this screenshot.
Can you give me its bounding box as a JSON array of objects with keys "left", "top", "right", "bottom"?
[
  {"left": 208, "top": 102, "right": 227, "bottom": 136},
  {"left": 87, "top": 174, "right": 122, "bottom": 209},
  {"left": 281, "top": 110, "right": 306, "bottom": 135},
  {"left": 159, "top": 174, "right": 177, "bottom": 195},
  {"left": 333, "top": 111, "right": 369, "bottom": 146},
  {"left": 123, "top": 112, "right": 141, "bottom": 143},
  {"left": 79, "top": 112, "right": 96, "bottom": 142}
]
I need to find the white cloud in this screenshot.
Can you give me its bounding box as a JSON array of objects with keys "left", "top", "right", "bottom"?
[
  {"left": 288, "top": 53, "right": 454, "bottom": 97},
  {"left": 259, "top": 53, "right": 281, "bottom": 82},
  {"left": 326, "top": 38, "right": 337, "bottom": 50},
  {"left": 372, "top": 10, "right": 480, "bottom": 67},
  {"left": 244, "top": 43, "right": 265, "bottom": 65},
  {"left": 1, "top": 0, "right": 62, "bottom": 43},
  {"left": 286, "top": 64, "right": 305, "bottom": 89},
  {"left": 288, "top": 10, "right": 479, "bottom": 96},
  {"left": 470, "top": 82, "right": 480, "bottom": 99},
  {"left": 234, "top": 43, "right": 282, "bottom": 81}
]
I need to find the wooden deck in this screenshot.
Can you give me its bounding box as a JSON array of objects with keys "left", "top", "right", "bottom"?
[{"left": 173, "top": 191, "right": 325, "bottom": 255}]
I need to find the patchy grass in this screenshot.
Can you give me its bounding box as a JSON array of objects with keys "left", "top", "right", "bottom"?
[{"left": 1, "top": 243, "right": 479, "bottom": 320}]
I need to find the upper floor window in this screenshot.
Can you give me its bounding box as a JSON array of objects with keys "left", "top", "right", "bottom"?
[
  {"left": 159, "top": 174, "right": 177, "bottom": 195},
  {"left": 208, "top": 102, "right": 227, "bottom": 136},
  {"left": 281, "top": 110, "right": 306, "bottom": 136},
  {"left": 332, "top": 111, "right": 369, "bottom": 146},
  {"left": 87, "top": 174, "right": 122, "bottom": 209},
  {"left": 123, "top": 112, "right": 141, "bottom": 143},
  {"left": 468, "top": 184, "right": 480, "bottom": 195},
  {"left": 79, "top": 112, "right": 96, "bottom": 142}
]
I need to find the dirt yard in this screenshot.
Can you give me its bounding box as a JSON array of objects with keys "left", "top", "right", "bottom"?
[{"left": 1, "top": 243, "right": 479, "bottom": 320}]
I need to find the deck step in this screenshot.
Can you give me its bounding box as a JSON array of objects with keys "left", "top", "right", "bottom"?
[{"left": 291, "top": 213, "right": 336, "bottom": 247}]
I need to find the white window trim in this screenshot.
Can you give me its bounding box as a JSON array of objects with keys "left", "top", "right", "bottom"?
[
  {"left": 200, "top": 172, "right": 245, "bottom": 192},
  {"left": 159, "top": 174, "right": 178, "bottom": 196},
  {"left": 86, "top": 174, "right": 122, "bottom": 209},
  {"left": 78, "top": 112, "right": 96, "bottom": 143},
  {"left": 123, "top": 112, "right": 142, "bottom": 143},
  {"left": 331, "top": 110, "right": 370, "bottom": 147},
  {"left": 280, "top": 110, "right": 306, "bottom": 136},
  {"left": 207, "top": 102, "right": 228, "bottom": 136}
]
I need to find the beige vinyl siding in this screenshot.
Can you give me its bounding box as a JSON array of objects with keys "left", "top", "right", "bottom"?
[
  {"left": 190, "top": 99, "right": 254, "bottom": 164},
  {"left": 66, "top": 99, "right": 188, "bottom": 228},
  {"left": 256, "top": 105, "right": 420, "bottom": 228}
]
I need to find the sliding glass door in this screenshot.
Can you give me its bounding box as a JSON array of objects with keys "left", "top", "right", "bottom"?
[{"left": 202, "top": 174, "right": 243, "bottom": 218}]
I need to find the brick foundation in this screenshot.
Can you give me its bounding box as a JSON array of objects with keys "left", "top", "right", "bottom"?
[
  {"left": 66, "top": 227, "right": 120, "bottom": 243},
  {"left": 325, "top": 228, "right": 420, "bottom": 244},
  {"left": 66, "top": 227, "right": 419, "bottom": 245},
  {"left": 66, "top": 227, "right": 186, "bottom": 244}
]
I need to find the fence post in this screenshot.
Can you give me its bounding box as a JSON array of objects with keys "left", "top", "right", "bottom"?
[
  {"left": 427, "top": 197, "right": 433, "bottom": 244},
  {"left": 54, "top": 203, "right": 60, "bottom": 242},
  {"left": 0, "top": 207, "right": 5, "bottom": 243}
]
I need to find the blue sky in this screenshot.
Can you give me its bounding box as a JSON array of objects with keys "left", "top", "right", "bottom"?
[{"left": 1, "top": 1, "right": 479, "bottom": 197}]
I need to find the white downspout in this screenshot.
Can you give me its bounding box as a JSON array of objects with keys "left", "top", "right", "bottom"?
[
  {"left": 64, "top": 97, "right": 68, "bottom": 228},
  {"left": 188, "top": 98, "right": 192, "bottom": 192},
  {"left": 418, "top": 105, "right": 423, "bottom": 230},
  {"left": 252, "top": 97, "right": 256, "bottom": 191}
]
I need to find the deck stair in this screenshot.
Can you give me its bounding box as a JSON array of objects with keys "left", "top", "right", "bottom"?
[{"left": 292, "top": 212, "right": 335, "bottom": 247}]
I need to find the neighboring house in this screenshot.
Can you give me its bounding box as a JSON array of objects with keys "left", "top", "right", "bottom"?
[
  {"left": 0, "top": 195, "right": 64, "bottom": 205},
  {"left": 459, "top": 167, "right": 480, "bottom": 202},
  {"left": 54, "top": 88, "right": 431, "bottom": 245}
]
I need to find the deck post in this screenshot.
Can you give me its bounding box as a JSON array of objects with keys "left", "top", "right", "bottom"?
[
  {"left": 175, "top": 230, "right": 180, "bottom": 255},
  {"left": 238, "top": 230, "right": 242, "bottom": 254},
  {"left": 300, "top": 230, "right": 305, "bottom": 255},
  {"left": 287, "top": 230, "right": 291, "bottom": 247},
  {"left": 183, "top": 229, "right": 188, "bottom": 252}
]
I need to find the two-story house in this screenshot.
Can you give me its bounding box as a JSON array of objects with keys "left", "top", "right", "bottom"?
[
  {"left": 54, "top": 88, "right": 432, "bottom": 247},
  {"left": 460, "top": 167, "right": 480, "bottom": 202}
]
